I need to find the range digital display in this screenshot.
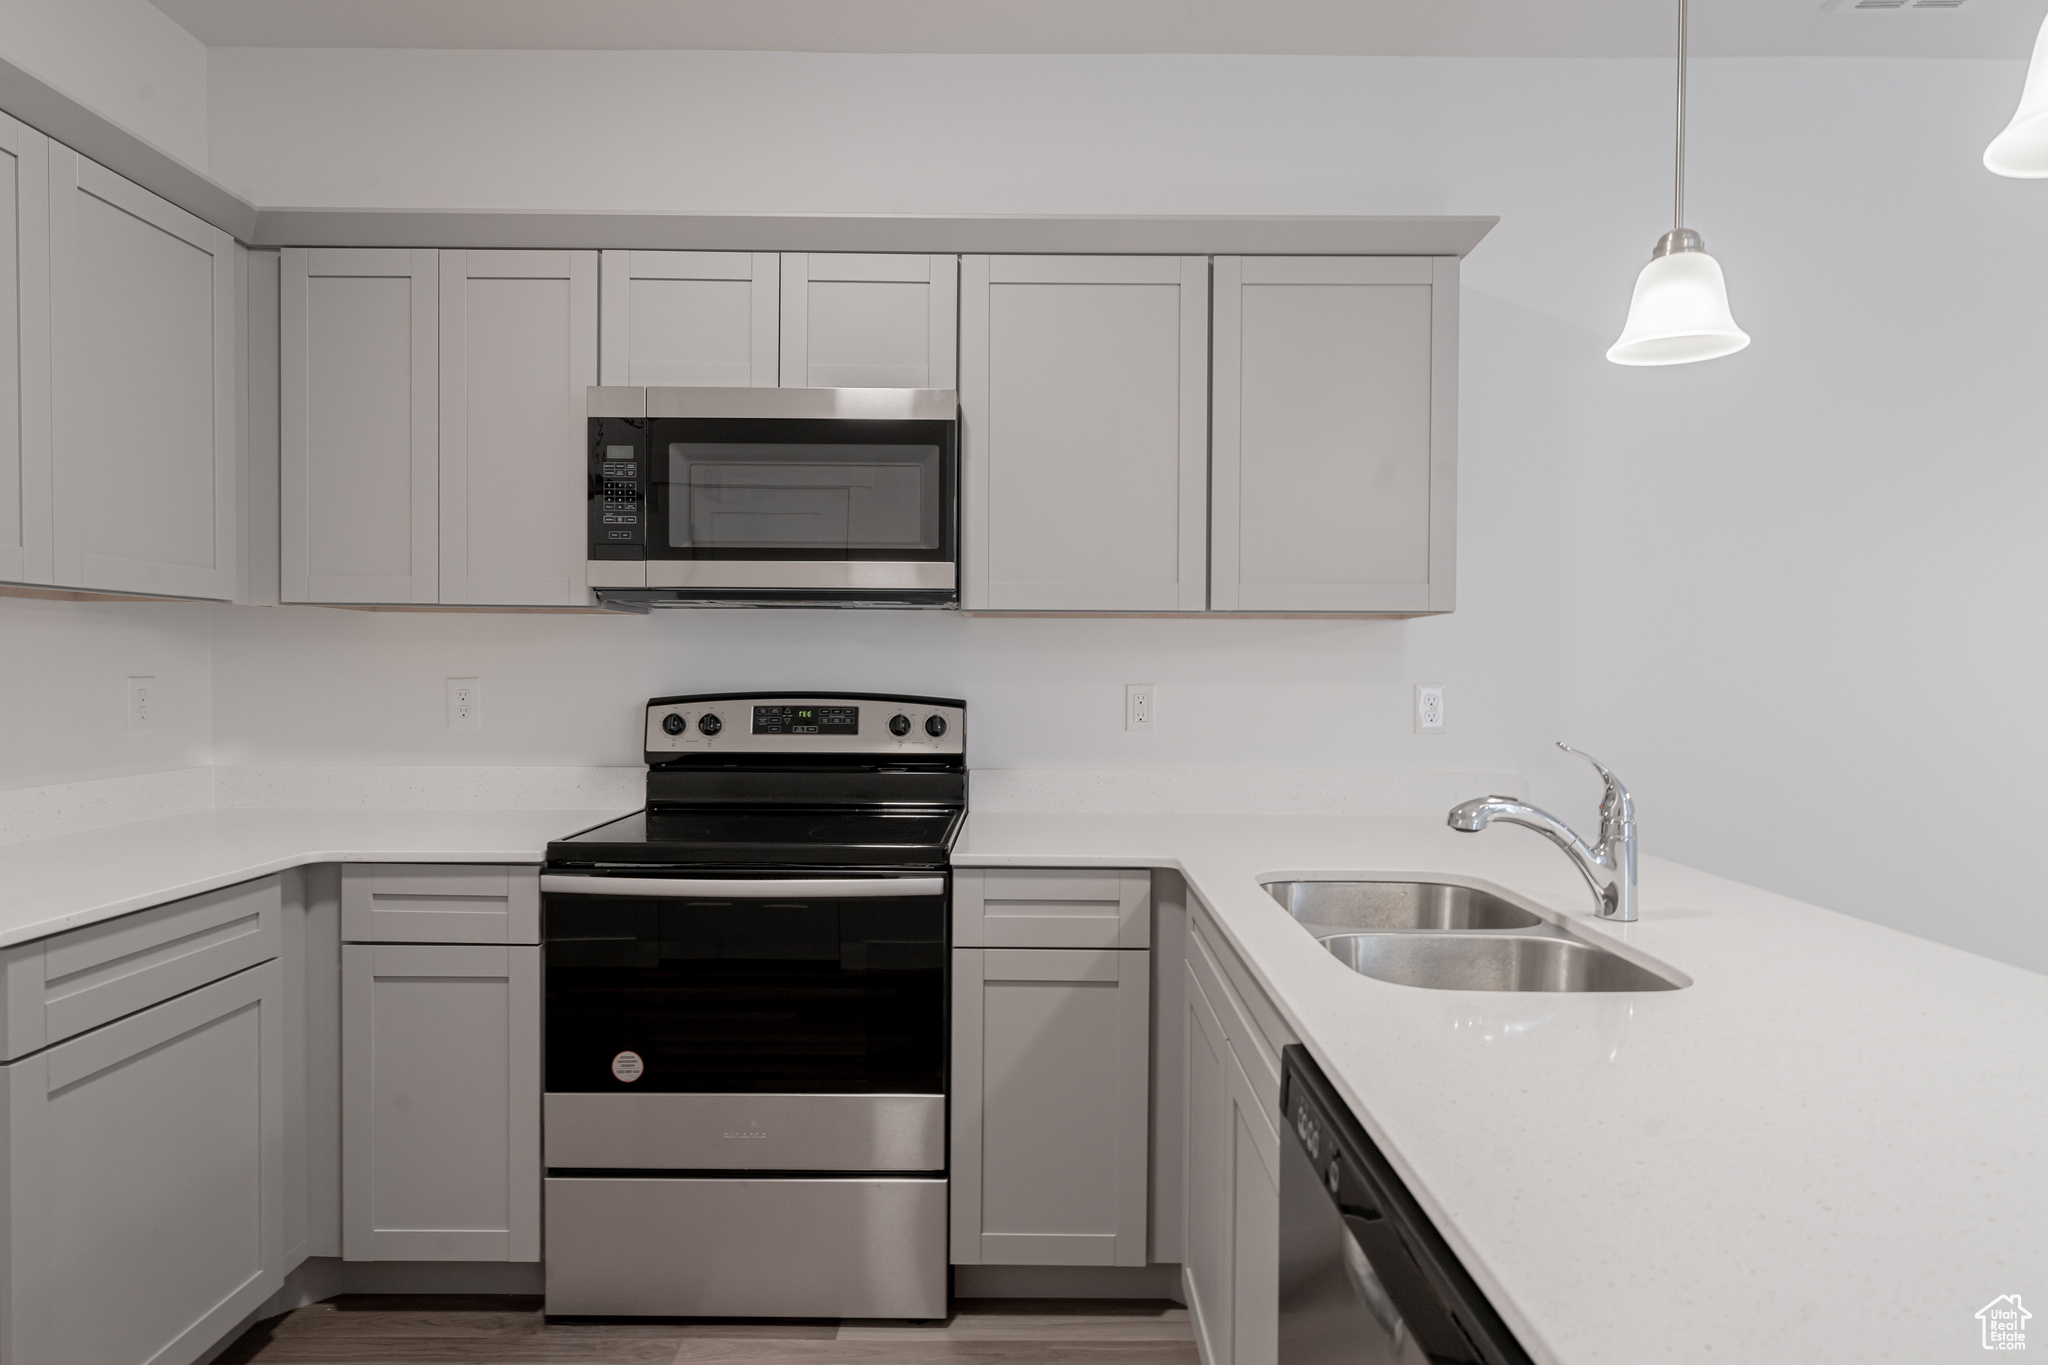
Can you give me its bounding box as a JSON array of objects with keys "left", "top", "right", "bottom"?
[{"left": 752, "top": 704, "right": 859, "bottom": 736}]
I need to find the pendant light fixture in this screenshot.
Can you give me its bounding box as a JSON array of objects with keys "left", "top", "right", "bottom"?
[
  {"left": 1985, "top": 12, "right": 2048, "bottom": 177},
  {"left": 1607, "top": 0, "right": 1751, "bottom": 366}
]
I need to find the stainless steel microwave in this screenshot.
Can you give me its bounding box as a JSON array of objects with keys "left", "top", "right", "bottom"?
[{"left": 585, "top": 386, "right": 960, "bottom": 610}]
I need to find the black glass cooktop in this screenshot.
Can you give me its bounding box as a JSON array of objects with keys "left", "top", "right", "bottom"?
[{"left": 547, "top": 806, "right": 963, "bottom": 869}]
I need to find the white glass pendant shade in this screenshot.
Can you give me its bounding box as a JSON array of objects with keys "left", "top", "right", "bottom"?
[
  {"left": 1606, "top": 247, "right": 1750, "bottom": 367},
  {"left": 1985, "top": 13, "right": 2048, "bottom": 177}
]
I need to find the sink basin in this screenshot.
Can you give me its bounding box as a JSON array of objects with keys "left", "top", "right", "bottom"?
[
  {"left": 1320, "top": 933, "right": 1683, "bottom": 993},
  {"left": 1263, "top": 881, "right": 1542, "bottom": 933}
]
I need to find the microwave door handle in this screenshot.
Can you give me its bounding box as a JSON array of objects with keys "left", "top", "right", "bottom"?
[{"left": 539, "top": 874, "right": 944, "bottom": 899}]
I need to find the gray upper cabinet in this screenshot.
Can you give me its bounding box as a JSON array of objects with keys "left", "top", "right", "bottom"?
[
  {"left": 780, "top": 253, "right": 957, "bottom": 389},
  {"left": 961, "top": 255, "right": 1208, "bottom": 612},
  {"left": 280, "top": 248, "right": 439, "bottom": 604},
  {"left": 49, "top": 146, "right": 237, "bottom": 600},
  {"left": 1211, "top": 256, "right": 1457, "bottom": 615},
  {"left": 439, "top": 249, "right": 597, "bottom": 606},
  {"left": 598, "top": 250, "right": 777, "bottom": 387},
  {"left": 0, "top": 114, "right": 49, "bottom": 588}
]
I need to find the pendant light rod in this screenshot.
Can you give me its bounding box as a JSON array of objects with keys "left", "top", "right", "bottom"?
[{"left": 1674, "top": 0, "right": 1688, "bottom": 232}]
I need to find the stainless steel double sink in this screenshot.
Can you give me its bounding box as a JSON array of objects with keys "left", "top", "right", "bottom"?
[{"left": 1263, "top": 880, "right": 1684, "bottom": 993}]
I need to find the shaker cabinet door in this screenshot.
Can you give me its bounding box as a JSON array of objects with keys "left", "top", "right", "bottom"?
[
  {"left": 1183, "top": 961, "right": 1236, "bottom": 1365},
  {"left": 780, "top": 253, "right": 957, "bottom": 389},
  {"left": 49, "top": 146, "right": 237, "bottom": 599},
  {"left": 961, "top": 255, "right": 1208, "bottom": 611},
  {"left": 341, "top": 943, "right": 541, "bottom": 1262},
  {"left": 599, "top": 250, "right": 777, "bottom": 388},
  {"left": 951, "top": 946, "right": 1151, "bottom": 1267},
  {"left": 280, "top": 248, "right": 439, "bottom": 604},
  {"left": 0, "top": 114, "right": 50, "bottom": 587},
  {"left": 439, "top": 249, "right": 597, "bottom": 606},
  {"left": 1211, "top": 256, "right": 1457, "bottom": 614},
  {"left": 0, "top": 962, "right": 284, "bottom": 1365}
]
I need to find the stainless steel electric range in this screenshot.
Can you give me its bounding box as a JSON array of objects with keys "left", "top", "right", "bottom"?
[{"left": 538, "top": 691, "right": 964, "bottom": 1321}]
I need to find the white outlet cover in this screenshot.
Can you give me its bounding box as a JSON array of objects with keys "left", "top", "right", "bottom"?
[
  {"left": 127, "top": 676, "right": 155, "bottom": 735},
  {"left": 447, "top": 677, "right": 482, "bottom": 732},
  {"left": 1126, "top": 683, "right": 1157, "bottom": 733},
  {"left": 1415, "top": 683, "right": 1446, "bottom": 733}
]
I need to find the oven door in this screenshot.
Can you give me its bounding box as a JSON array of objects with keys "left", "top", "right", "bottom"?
[{"left": 541, "top": 871, "right": 947, "bottom": 1095}]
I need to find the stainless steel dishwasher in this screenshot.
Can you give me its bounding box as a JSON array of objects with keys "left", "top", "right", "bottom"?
[{"left": 1279, "top": 1047, "right": 1533, "bottom": 1365}]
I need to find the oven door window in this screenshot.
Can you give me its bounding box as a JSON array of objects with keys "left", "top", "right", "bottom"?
[
  {"left": 668, "top": 443, "right": 941, "bottom": 552},
  {"left": 545, "top": 892, "right": 945, "bottom": 1094}
]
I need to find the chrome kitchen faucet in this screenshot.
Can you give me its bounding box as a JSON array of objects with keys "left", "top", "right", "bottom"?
[{"left": 1447, "top": 744, "right": 1639, "bottom": 922}]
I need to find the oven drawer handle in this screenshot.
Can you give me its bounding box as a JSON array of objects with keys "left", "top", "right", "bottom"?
[{"left": 539, "top": 874, "right": 945, "bottom": 899}]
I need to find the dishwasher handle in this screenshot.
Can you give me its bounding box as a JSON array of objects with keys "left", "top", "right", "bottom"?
[{"left": 540, "top": 874, "right": 945, "bottom": 899}]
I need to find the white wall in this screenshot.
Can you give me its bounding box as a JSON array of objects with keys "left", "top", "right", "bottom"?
[
  {"left": 0, "top": 0, "right": 209, "bottom": 168},
  {"left": 199, "top": 51, "right": 2048, "bottom": 974},
  {"left": 0, "top": 595, "right": 212, "bottom": 790}
]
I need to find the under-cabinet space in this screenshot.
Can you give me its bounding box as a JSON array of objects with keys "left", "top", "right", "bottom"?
[
  {"left": 341, "top": 942, "right": 541, "bottom": 1261},
  {"left": 0, "top": 114, "right": 49, "bottom": 587},
  {"left": 951, "top": 945, "right": 1151, "bottom": 1268},
  {"left": 340, "top": 864, "right": 540, "bottom": 945},
  {"left": 0, "top": 960, "right": 284, "bottom": 1365},
  {"left": 780, "top": 253, "right": 958, "bottom": 389},
  {"left": 1210, "top": 256, "right": 1457, "bottom": 615},
  {"left": 439, "top": 249, "right": 597, "bottom": 606},
  {"left": 599, "top": 250, "right": 778, "bottom": 387},
  {"left": 49, "top": 145, "right": 237, "bottom": 599},
  {"left": 280, "top": 248, "right": 439, "bottom": 604},
  {"left": 961, "top": 254, "right": 1209, "bottom": 611}
]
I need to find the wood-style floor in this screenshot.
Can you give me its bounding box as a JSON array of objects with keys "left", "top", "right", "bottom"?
[{"left": 215, "top": 1296, "right": 1201, "bottom": 1364}]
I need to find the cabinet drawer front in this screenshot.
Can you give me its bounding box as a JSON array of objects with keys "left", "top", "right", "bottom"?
[
  {"left": 1, "top": 875, "right": 280, "bottom": 1059},
  {"left": 342, "top": 864, "right": 538, "bottom": 944},
  {"left": 1188, "top": 917, "right": 1290, "bottom": 1106},
  {"left": 955, "top": 868, "right": 1150, "bottom": 949}
]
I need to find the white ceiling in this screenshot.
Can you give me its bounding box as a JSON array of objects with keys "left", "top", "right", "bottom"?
[{"left": 148, "top": 0, "right": 2048, "bottom": 60}]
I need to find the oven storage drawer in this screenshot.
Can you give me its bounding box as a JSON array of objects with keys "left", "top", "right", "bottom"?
[
  {"left": 544, "top": 1175, "right": 947, "bottom": 1318},
  {"left": 545, "top": 1091, "right": 943, "bottom": 1171}
]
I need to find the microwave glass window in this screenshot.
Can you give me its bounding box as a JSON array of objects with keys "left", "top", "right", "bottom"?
[{"left": 667, "top": 443, "right": 941, "bottom": 551}]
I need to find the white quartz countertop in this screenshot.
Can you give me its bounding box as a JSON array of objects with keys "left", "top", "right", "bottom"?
[
  {"left": 954, "top": 812, "right": 2048, "bottom": 1365},
  {"left": 0, "top": 806, "right": 627, "bottom": 948},
  {"left": 2, "top": 801, "right": 2040, "bottom": 1362}
]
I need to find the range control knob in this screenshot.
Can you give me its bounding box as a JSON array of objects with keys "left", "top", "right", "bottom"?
[
  {"left": 661, "top": 713, "right": 686, "bottom": 736},
  {"left": 698, "top": 713, "right": 723, "bottom": 736},
  {"left": 889, "top": 714, "right": 913, "bottom": 737},
  {"left": 925, "top": 714, "right": 949, "bottom": 738}
]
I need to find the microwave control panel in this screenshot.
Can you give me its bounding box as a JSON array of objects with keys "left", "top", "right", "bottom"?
[{"left": 588, "top": 417, "right": 646, "bottom": 557}]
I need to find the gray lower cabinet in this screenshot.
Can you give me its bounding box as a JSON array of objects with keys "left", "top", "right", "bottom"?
[
  {"left": 341, "top": 941, "right": 540, "bottom": 1261},
  {"left": 950, "top": 944, "right": 1152, "bottom": 1267},
  {"left": 0, "top": 960, "right": 285, "bottom": 1365},
  {"left": 1183, "top": 914, "right": 1293, "bottom": 1365}
]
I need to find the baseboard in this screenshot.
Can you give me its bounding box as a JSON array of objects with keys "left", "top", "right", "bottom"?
[{"left": 954, "top": 1263, "right": 1185, "bottom": 1301}]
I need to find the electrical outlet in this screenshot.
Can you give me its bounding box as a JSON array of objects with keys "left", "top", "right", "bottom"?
[
  {"left": 127, "top": 676, "right": 155, "bottom": 735},
  {"left": 1414, "top": 683, "right": 1446, "bottom": 734},
  {"left": 1126, "top": 684, "right": 1156, "bottom": 733},
  {"left": 447, "top": 677, "right": 482, "bottom": 732}
]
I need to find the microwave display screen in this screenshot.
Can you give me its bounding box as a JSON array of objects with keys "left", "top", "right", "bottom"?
[
  {"left": 667, "top": 443, "right": 941, "bottom": 551},
  {"left": 753, "top": 705, "right": 858, "bottom": 736}
]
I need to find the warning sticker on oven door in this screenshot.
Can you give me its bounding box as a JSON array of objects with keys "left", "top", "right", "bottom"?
[{"left": 611, "top": 1051, "right": 644, "bottom": 1083}]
